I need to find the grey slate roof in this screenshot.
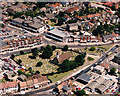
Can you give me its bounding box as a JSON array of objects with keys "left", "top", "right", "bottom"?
[
  {"left": 0, "top": 39, "right": 8, "bottom": 47},
  {"left": 62, "top": 85, "right": 71, "bottom": 91},
  {"left": 77, "top": 73, "right": 91, "bottom": 83}
]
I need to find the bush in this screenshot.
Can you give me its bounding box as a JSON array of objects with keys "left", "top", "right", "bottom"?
[
  {"left": 87, "top": 57, "right": 94, "bottom": 61},
  {"left": 62, "top": 45, "right": 68, "bottom": 51},
  {"left": 17, "top": 70, "right": 23, "bottom": 75},
  {"left": 89, "top": 46, "right": 96, "bottom": 51},
  {"left": 52, "top": 45, "right": 56, "bottom": 51},
  {"left": 35, "top": 70, "right": 40, "bottom": 74},
  {"left": 20, "top": 51, "right": 24, "bottom": 55},
  {"left": 36, "top": 61, "right": 42, "bottom": 67},
  {"left": 11, "top": 74, "right": 15, "bottom": 77},
  {"left": 10, "top": 54, "right": 15, "bottom": 60}
]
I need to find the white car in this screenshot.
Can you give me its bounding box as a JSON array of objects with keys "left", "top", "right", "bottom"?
[{"left": 20, "top": 91, "right": 25, "bottom": 94}]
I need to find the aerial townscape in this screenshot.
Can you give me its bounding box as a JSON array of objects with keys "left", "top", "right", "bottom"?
[{"left": 0, "top": 0, "right": 120, "bottom": 95}]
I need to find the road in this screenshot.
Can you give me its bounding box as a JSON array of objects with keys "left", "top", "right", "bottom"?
[
  {"left": 24, "top": 45, "right": 119, "bottom": 95},
  {"left": 1, "top": 24, "right": 119, "bottom": 57}
]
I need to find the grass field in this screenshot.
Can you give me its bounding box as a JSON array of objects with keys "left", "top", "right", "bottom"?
[
  {"left": 14, "top": 49, "right": 79, "bottom": 75},
  {"left": 82, "top": 44, "right": 114, "bottom": 55},
  {"left": 48, "top": 70, "right": 73, "bottom": 83}
]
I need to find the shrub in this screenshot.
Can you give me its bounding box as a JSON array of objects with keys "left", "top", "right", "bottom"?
[
  {"left": 87, "top": 57, "right": 94, "bottom": 61},
  {"left": 20, "top": 51, "right": 24, "bottom": 55},
  {"left": 89, "top": 46, "right": 96, "bottom": 51},
  {"left": 36, "top": 61, "right": 42, "bottom": 67},
  {"left": 62, "top": 45, "right": 68, "bottom": 51}
]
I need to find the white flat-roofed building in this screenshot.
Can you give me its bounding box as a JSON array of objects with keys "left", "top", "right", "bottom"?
[
  {"left": 46, "top": 29, "right": 70, "bottom": 42},
  {"left": 93, "top": 65, "right": 105, "bottom": 75}
]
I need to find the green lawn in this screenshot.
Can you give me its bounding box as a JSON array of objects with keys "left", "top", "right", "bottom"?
[
  {"left": 98, "top": 44, "right": 114, "bottom": 51},
  {"left": 48, "top": 70, "right": 73, "bottom": 83},
  {"left": 82, "top": 44, "right": 114, "bottom": 55}
]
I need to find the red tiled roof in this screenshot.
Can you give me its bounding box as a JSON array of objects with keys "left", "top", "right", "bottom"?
[
  {"left": 57, "top": 52, "right": 72, "bottom": 63},
  {"left": 63, "top": 15, "right": 70, "bottom": 19},
  {"left": 20, "top": 81, "right": 27, "bottom": 88},
  {"left": 89, "top": 22, "right": 94, "bottom": 26},
  {"left": 115, "top": 4, "right": 118, "bottom": 9},
  {"left": 37, "top": 76, "right": 44, "bottom": 82},
  {"left": 94, "top": 13, "right": 101, "bottom": 17},
  {"left": 4, "top": 81, "right": 18, "bottom": 88},
  {"left": 107, "top": 10, "right": 113, "bottom": 14},
  {"left": 0, "top": 83, "right": 5, "bottom": 89},
  {"left": 42, "top": 76, "right": 48, "bottom": 81},
  {"left": 26, "top": 80, "right": 34, "bottom": 86},
  {"left": 87, "top": 14, "right": 94, "bottom": 18},
  {"left": 72, "top": 6, "right": 79, "bottom": 11},
  {"left": 33, "top": 79, "right": 38, "bottom": 84},
  {"left": 100, "top": 63, "right": 110, "bottom": 69},
  {"left": 103, "top": 2, "right": 113, "bottom": 7},
  {"left": 112, "top": 32, "right": 118, "bottom": 37},
  {"left": 65, "top": 6, "right": 79, "bottom": 13}
]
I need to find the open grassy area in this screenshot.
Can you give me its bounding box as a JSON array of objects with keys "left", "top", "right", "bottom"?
[
  {"left": 81, "top": 44, "right": 114, "bottom": 55},
  {"left": 14, "top": 49, "right": 79, "bottom": 75},
  {"left": 98, "top": 44, "right": 114, "bottom": 51},
  {"left": 48, "top": 70, "right": 73, "bottom": 83}
]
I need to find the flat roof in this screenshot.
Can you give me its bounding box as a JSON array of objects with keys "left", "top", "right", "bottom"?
[
  {"left": 47, "top": 29, "right": 69, "bottom": 37},
  {"left": 29, "top": 23, "right": 44, "bottom": 29},
  {"left": 94, "top": 65, "right": 104, "bottom": 72},
  {"left": 12, "top": 18, "right": 24, "bottom": 23},
  {"left": 77, "top": 73, "right": 91, "bottom": 83}
]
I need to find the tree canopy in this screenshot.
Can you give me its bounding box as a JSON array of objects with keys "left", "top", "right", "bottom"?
[
  {"left": 74, "top": 89, "right": 88, "bottom": 96},
  {"left": 62, "top": 45, "right": 68, "bottom": 51},
  {"left": 42, "top": 45, "right": 53, "bottom": 59},
  {"left": 32, "top": 48, "right": 39, "bottom": 58}
]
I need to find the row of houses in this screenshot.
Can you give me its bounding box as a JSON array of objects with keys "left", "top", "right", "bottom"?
[
  {"left": 0, "top": 35, "right": 43, "bottom": 52},
  {"left": 5, "top": 35, "right": 43, "bottom": 49},
  {"left": 0, "top": 75, "right": 50, "bottom": 94},
  {"left": 18, "top": 75, "right": 50, "bottom": 91}
]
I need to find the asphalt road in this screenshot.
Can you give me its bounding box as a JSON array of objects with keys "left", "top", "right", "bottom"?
[{"left": 24, "top": 45, "right": 119, "bottom": 95}]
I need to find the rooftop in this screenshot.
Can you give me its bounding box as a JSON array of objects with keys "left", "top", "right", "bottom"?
[
  {"left": 47, "top": 29, "right": 69, "bottom": 37},
  {"left": 77, "top": 73, "right": 91, "bottom": 83},
  {"left": 94, "top": 65, "right": 104, "bottom": 72},
  {"left": 57, "top": 52, "right": 72, "bottom": 63}
]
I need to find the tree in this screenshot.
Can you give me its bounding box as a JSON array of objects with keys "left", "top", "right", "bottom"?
[
  {"left": 35, "top": 70, "right": 40, "bottom": 74},
  {"left": 36, "top": 61, "right": 43, "bottom": 67},
  {"left": 75, "top": 53, "right": 86, "bottom": 63},
  {"left": 17, "top": 70, "right": 23, "bottom": 75},
  {"left": 74, "top": 89, "right": 88, "bottom": 96},
  {"left": 89, "top": 46, "right": 96, "bottom": 51},
  {"left": 62, "top": 45, "right": 68, "bottom": 51},
  {"left": 109, "top": 68, "right": 116, "bottom": 75},
  {"left": 10, "top": 54, "right": 15, "bottom": 60},
  {"left": 52, "top": 45, "right": 56, "bottom": 51},
  {"left": 20, "top": 51, "right": 24, "bottom": 55},
  {"left": 42, "top": 45, "right": 53, "bottom": 59},
  {"left": 32, "top": 48, "right": 39, "bottom": 58},
  {"left": 17, "top": 59, "right": 22, "bottom": 65}
]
